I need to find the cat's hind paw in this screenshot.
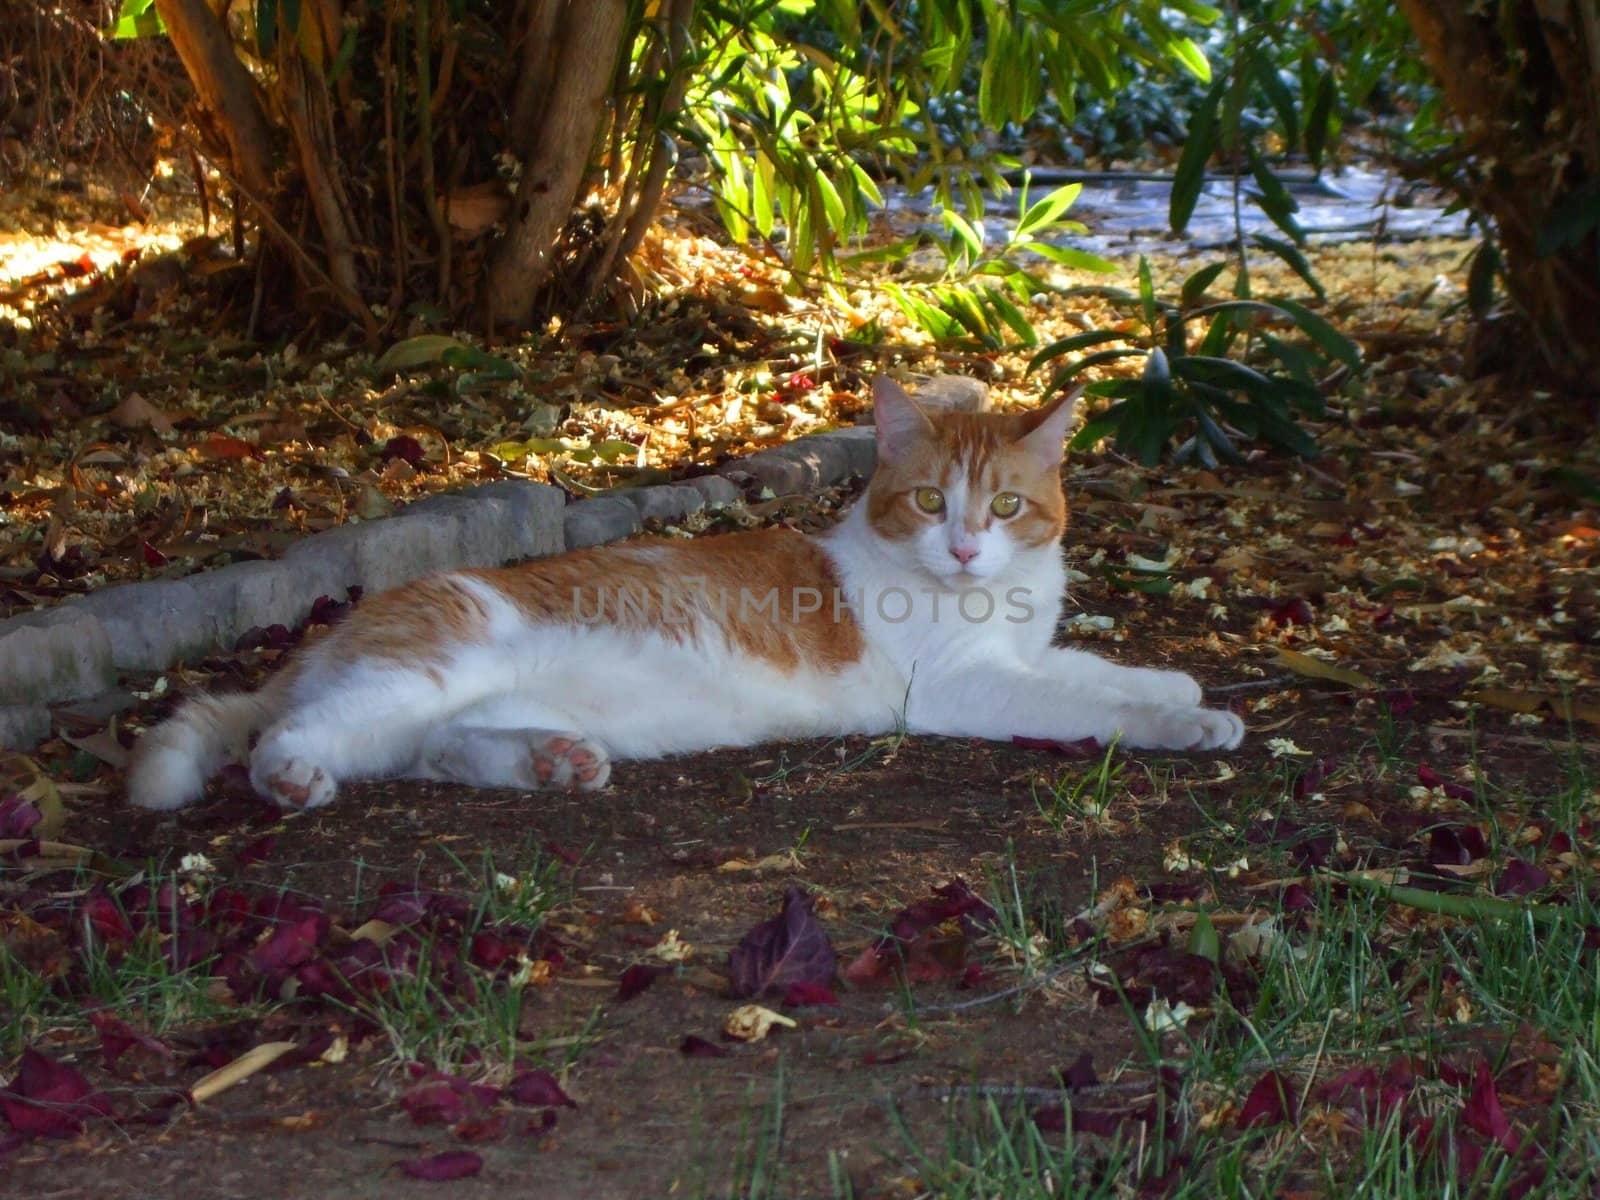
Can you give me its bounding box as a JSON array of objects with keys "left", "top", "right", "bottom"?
[
  {"left": 531, "top": 733, "right": 611, "bottom": 791},
  {"left": 251, "top": 753, "right": 337, "bottom": 810}
]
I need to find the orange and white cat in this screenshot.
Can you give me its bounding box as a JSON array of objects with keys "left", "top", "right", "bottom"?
[{"left": 126, "top": 376, "right": 1243, "bottom": 812}]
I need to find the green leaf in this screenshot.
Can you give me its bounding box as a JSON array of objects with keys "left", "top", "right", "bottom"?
[
  {"left": 1028, "top": 330, "right": 1126, "bottom": 374},
  {"left": 1251, "top": 234, "right": 1324, "bottom": 300},
  {"left": 1027, "top": 243, "right": 1117, "bottom": 273},
  {"left": 1180, "top": 261, "right": 1228, "bottom": 307},
  {"left": 1137, "top": 255, "right": 1157, "bottom": 331},
  {"left": 1305, "top": 71, "right": 1336, "bottom": 170},
  {"left": 1252, "top": 51, "right": 1298, "bottom": 149},
  {"left": 1467, "top": 240, "right": 1499, "bottom": 316},
  {"left": 982, "top": 287, "right": 1037, "bottom": 346},
  {"left": 1247, "top": 147, "right": 1304, "bottom": 244},
  {"left": 1171, "top": 75, "right": 1226, "bottom": 233},
  {"left": 1030, "top": 329, "right": 1120, "bottom": 371},
  {"left": 1187, "top": 910, "right": 1220, "bottom": 962},
  {"left": 1270, "top": 297, "right": 1362, "bottom": 369},
  {"left": 105, "top": 0, "right": 164, "bottom": 38},
  {"left": 1535, "top": 184, "right": 1600, "bottom": 257},
  {"left": 1016, "top": 182, "right": 1083, "bottom": 239},
  {"left": 374, "top": 334, "right": 470, "bottom": 373},
  {"left": 255, "top": 0, "right": 278, "bottom": 57}
]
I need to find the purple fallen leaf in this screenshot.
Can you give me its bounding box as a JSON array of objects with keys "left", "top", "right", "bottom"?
[
  {"left": 0, "top": 1049, "right": 113, "bottom": 1137},
  {"left": 90, "top": 1014, "right": 171, "bottom": 1068},
  {"left": 1493, "top": 858, "right": 1552, "bottom": 898},
  {"left": 1428, "top": 824, "right": 1489, "bottom": 865},
  {"left": 248, "top": 914, "right": 324, "bottom": 972},
  {"left": 781, "top": 981, "right": 840, "bottom": 1009},
  {"left": 899, "top": 878, "right": 997, "bottom": 940},
  {"left": 381, "top": 435, "right": 428, "bottom": 468},
  {"left": 1238, "top": 1070, "right": 1298, "bottom": 1129},
  {"left": 505, "top": 1068, "right": 574, "bottom": 1108},
  {"left": 679, "top": 1035, "right": 731, "bottom": 1059},
  {"left": 616, "top": 963, "right": 670, "bottom": 1002},
  {"left": 1061, "top": 1052, "right": 1099, "bottom": 1090},
  {"left": 0, "top": 795, "right": 41, "bottom": 839},
  {"left": 1461, "top": 1061, "right": 1519, "bottom": 1151},
  {"left": 401, "top": 1084, "right": 472, "bottom": 1127},
  {"left": 1417, "top": 764, "right": 1476, "bottom": 802},
  {"left": 235, "top": 834, "right": 277, "bottom": 867},
  {"left": 1011, "top": 735, "right": 1101, "bottom": 759},
  {"left": 727, "top": 887, "right": 837, "bottom": 1000},
  {"left": 1279, "top": 883, "right": 1317, "bottom": 912},
  {"left": 398, "top": 1150, "right": 482, "bottom": 1181},
  {"left": 452, "top": 1114, "right": 509, "bottom": 1143}
]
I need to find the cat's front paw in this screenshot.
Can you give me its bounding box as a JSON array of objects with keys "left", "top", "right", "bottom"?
[{"left": 1118, "top": 703, "right": 1244, "bottom": 752}]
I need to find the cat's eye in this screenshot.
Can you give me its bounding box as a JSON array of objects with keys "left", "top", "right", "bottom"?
[
  {"left": 990, "top": 492, "right": 1022, "bottom": 518},
  {"left": 913, "top": 487, "right": 946, "bottom": 514}
]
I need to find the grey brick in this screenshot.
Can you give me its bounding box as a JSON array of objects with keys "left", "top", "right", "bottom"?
[
  {"left": 564, "top": 498, "right": 642, "bottom": 550},
  {"left": 910, "top": 373, "right": 990, "bottom": 412},
  {"left": 819, "top": 426, "right": 878, "bottom": 478},
  {"left": 682, "top": 475, "right": 742, "bottom": 508},
  {"left": 416, "top": 480, "right": 565, "bottom": 563},
  {"left": 726, "top": 452, "right": 808, "bottom": 496},
  {"left": 227, "top": 559, "right": 338, "bottom": 635},
  {"left": 623, "top": 485, "right": 705, "bottom": 525},
  {"left": 0, "top": 607, "right": 115, "bottom": 705},
  {"left": 771, "top": 437, "right": 853, "bottom": 487},
  {"left": 67, "top": 574, "right": 239, "bottom": 672},
  {"left": 464, "top": 481, "right": 565, "bottom": 558},
  {"left": 0, "top": 704, "right": 49, "bottom": 750}
]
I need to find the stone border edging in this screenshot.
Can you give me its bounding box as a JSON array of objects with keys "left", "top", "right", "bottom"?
[{"left": 0, "top": 375, "right": 986, "bottom": 752}]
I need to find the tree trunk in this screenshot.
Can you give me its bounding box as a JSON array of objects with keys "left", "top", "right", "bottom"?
[
  {"left": 1400, "top": 0, "right": 1600, "bottom": 388},
  {"left": 152, "top": 0, "right": 278, "bottom": 201},
  {"left": 485, "top": 0, "right": 628, "bottom": 328}
]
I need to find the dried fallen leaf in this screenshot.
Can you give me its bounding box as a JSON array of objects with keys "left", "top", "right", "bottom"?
[
  {"left": 190, "top": 1041, "right": 298, "bottom": 1102},
  {"left": 1271, "top": 647, "right": 1376, "bottom": 690},
  {"left": 108, "top": 391, "right": 174, "bottom": 435},
  {"left": 722, "top": 1004, "right": 796, "bottom": 1042}
]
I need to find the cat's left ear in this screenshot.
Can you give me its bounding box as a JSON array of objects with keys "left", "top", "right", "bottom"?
[{"left": 1017, "top": 387, "right": 1081, "bottom": 472}]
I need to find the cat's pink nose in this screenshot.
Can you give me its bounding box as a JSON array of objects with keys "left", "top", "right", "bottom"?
[{"left": 950, "top": 544, "right": 978, "bottom": 565}]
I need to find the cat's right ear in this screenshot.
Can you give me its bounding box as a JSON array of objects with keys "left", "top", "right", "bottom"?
[{"left": 872, "top": 376, "right": 934, "bottom": 463}]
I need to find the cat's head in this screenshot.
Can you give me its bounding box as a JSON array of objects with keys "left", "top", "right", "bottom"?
[{"left": 863, "top": 376, "right": 1076, "bottom": 584}]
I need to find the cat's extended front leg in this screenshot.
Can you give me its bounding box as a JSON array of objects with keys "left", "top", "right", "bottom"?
[
  {"left": 908, "top": 656, "right": 1243, "bottom": 752},
  {"left": 1050, "top": 647, "right": 1205, "bottom": 708}
]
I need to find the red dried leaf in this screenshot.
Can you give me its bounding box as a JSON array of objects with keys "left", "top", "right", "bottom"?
[
  {"left": 398, "top": 1150, "right": 482, "bottom": 1181},
  {"left": 1061, "top": 1052, "right": 1099, "bottom": 1090},
  {"left": 781, "top": 981, "right": 840, "bottom": 1009},
  {"left": 452, "top": 1114, "right": 509, "bottom": 1143},
  {"left": 196, "top": 433, "right": 260, "bottom": 461},
  {"left": 616, "top": 963, "right": 669, "bottom": 1002},
  {"left": 1417, "top": 764, "right": 1476, "bottom": 802},
  {"left": 679, "top": 1035, "right": 731, "bottom": 1059},
  {"left": 381, "top": 435, "right": 428, "bottom": 468},
  {"left": 1493, "top": 858, "right": 1552, "bottom": 898},
  {"left": 727, "top": 887, "right": 837, "bottom": 999},
  {"left": 235, "top": 834, "right": 277, "bottom": 867},
  {"left": 1238, "top": 1071, "right": 1298, "bottom": 1129},
  {"left": 248, "top": 914, "right": 324, "bottom": 971},
  {"left": 401, "top": 1084, "right": 471, "bottom": 1127},
  {"left": 0, "top": 1049, "right": 113, "bottom": 1137},
  {"left": 1461, "top": 1061, "right": 1519, "bottom": 1151},
  {"left": 505, "top": 1068, "right": 574, "bottom": 1108},
  {"left": 1010, "top": 735, "right": 1100, "bottom": 759},
  {"left": 0, "top": 796, "right": 41, "bottom": 839},
  {"left": 90, "top": 1014, "right": 171, "bottom": 1068},
  {"left": 140, "top": 541, "right": 168, "bottom": 567},
  {"left": 1428, "top": 824, "right": 1489, "bottom": 866}
]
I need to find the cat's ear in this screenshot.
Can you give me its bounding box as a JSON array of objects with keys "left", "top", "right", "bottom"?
[
  {"left": 872, "top": 375, "right": 934, "bottom": 463},
  {"left": 1017, "top": 387, "right": 1081, "bottom": 472}
]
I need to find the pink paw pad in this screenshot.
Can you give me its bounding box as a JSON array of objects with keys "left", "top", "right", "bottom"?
[{"left": 530, "top": 735, "right": 610, "bottom": 791}]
